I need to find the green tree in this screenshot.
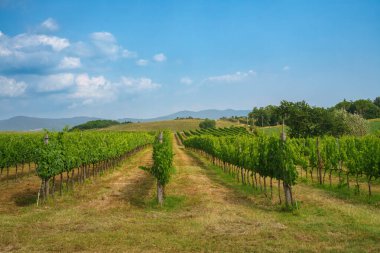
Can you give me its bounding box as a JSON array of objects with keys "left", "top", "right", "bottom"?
[
  {"left": 70, "top": 120, "right": 120, "bottom": 131},
  {"left": 335, "top": 99, "right": 352, "bottom": 111},
  {"left": 374, "top": 97, "right": 380, "bottom": 108},
  {"left": 199, "top": 119, "right": 216, "bottom": 129},
  {"left": 333, "top": 109, "right": 369, "bottom": 136},
  {"left": 349, "top": 99, "right": 380, "bottom": 119}
]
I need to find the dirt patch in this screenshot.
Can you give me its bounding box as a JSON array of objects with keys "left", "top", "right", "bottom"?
[{"left": 0, "top": 176, "right": 41, "bottom": 213}]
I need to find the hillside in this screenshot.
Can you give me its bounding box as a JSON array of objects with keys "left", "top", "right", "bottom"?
[
  {"left": 0, "top": 109, "right": 249, "bottom": 131},
  {"left": 119, "top": 109, "right": 250, "bottom": 122},
  {"left": 106, "top": 119, "right": 241, "bottom": 132},
  {"left": 70, "top": 120, "right": 121, "bottom": 131}
]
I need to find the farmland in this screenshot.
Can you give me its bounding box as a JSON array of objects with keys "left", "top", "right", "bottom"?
[
  {"left": 1, "top": 1, "right": 380, "bottom": 252},
  {"left": 1, "top": 132, "right": 380, "bottom": 252},
  {"left": 106, "top": 119, "right": 240, "bottom": 132},
  {"left": 105, "top": 118, "right": 380, "bottom": 135}
]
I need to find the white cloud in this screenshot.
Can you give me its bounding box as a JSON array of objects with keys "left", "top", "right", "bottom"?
[
  {"left": 13, "top": 34, "right": 69, "bottom": 51},
  {"left": 40, "top": 18, "right": 59, "bottom": 31},
  {"left": 72, "top": 73, "right": 115, "bottom": 102},
  {"left": 58, "top": 57, "right": 81, "bottom": 69},
  {"left": 180, "top": 77, "right": 193, "bottom": 85},
  {"left": 89, "top": 32, "right": 137, "bottom": 61},
  {"left": 0, "top": 28, "right": 138, "bottom": 74},
  {"left": 206, "top": 70, "right": 256, "bottom": 82},
  {"left": 283, "top": 65, "right": 290, "bottom": 71},
  {"left": 90, "top": 32, "right": 121, "bottom": 59},
  {"left": 0, "top": 44, "right": 12, "bottom": 56},
  {"left": 0, "top": 32, "right": 71, "bottom": 72},
  {"left": 90, "top": 32, "right": 116, "bottom": 43},
  {"left": 36, "top": 73, "right": 75, "bottom": 92},
  {"left": 121, "top": 76, "right": 160, "bottom": 92},
  {"left": 153, "top": 53, "right": 166, "bottom": 62},
  {"left": 69, "top": 41, "right": 92, "bottom": 57},
  {"left": 0, "top": 76, "right": 27, "bottom": 97},
  {"left": 122, "top": 49, "right": 137, "bottom": 58},
  {"left": 136, "top": 59, "right": 149, "bottom": 66}
]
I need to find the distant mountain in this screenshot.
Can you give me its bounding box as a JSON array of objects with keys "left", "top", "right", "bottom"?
[
  {"left": 0, "top": 116, "right": 100, "bottom": 131},
  {"left": 0, "top": 109, "right": 250, "bottom": 131},
  {"left": 119, "top": 109, "right": 250, "bottom": 122}
]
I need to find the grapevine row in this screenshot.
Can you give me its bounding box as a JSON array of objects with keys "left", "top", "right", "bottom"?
[
  {"left": 184, "top": 135, "right": 298, "bottom": 206},
  {"left": 295, "top": 136, "right": 380, "bottom": 196},
  {"left": 184, "top": 133, "right": 380, "bottom": 202},
  {"left": 0, "top": 131, "right": 154, "bottom": 202},
  {"left": 141, "top": 131, "right": 174, "bottom": 205}
]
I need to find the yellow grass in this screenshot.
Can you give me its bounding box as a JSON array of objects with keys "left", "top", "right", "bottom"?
[{"left": 106, "top": 119, "right": 240, "bottom": 132}]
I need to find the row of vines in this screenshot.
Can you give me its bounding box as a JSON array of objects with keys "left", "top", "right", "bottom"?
[
  {"left": 0, "top": 133, "right": 41, "bottom": 181},
  {"left": 184, "top": 134, "right": 380, "bottom": 207},
  {"left": 0, "top": 131, "right": 154, "bottom": 203},
  {"left": 141, "top": 131, "right": 174, "bottom": 205},
  {"left": 184, "top": 134, "right": 297, "bottom": 206},
  {"left": 294, "top": 136, "right": 380, "bottom": 195}
]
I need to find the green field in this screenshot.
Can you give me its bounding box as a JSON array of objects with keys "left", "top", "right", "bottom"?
[{"left": 369, "top": 118, "right": 380, "bottom": 134}]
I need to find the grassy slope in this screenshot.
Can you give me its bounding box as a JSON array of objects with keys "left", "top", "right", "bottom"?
[
  {"left": 106, "top": 119, "right": 240, "bottom": 132},
  {"left": 1, "top": 136, "right": 379, "bottom": 252},
  {"left": 255, "top": 118, "right": 380, "bottom": 136},
  {"left": 369, "top": 118, "right": 380, "bottom": 134},
  {"left": 257, "top": 125, "right": 282, "bottom": 136}
]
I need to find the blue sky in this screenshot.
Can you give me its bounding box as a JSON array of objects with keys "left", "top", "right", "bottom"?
[{"left": 0, "top": 0, "right": 379, "bottom": 119}]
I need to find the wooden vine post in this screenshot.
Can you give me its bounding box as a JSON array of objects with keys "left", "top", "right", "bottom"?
[
  {"left": 281, "top": 118, "right": 293, "bottom": 207},
  {"left": 43, "top": 134, "right": 50, "bottom": 202},
  {"left": 157, "top": 132, "right": 164, "bottom": 205},
  {"left": 37, "top": 133, "right": 49, "bottom": 206},
  {"left": 316, "top": 137, "right": 323, "bottom": 185}
]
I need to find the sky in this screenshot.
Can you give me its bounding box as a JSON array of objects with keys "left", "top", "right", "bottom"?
[{"left": 0, "top": 0, "right": 379, "bottom": 119}]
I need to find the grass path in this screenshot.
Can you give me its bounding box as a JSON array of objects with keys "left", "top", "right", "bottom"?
[{"left": 1, "top": 138, "right": 380, "bottom": 252}]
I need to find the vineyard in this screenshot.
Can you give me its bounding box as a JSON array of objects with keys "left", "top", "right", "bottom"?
[
  {"left": 0, "top": 131, "right": 154, "bottom": 203},
  {"left": 183, "top": 128, "right": 380, "bottom": 205},
  {"left": 182, "top": 126, "right": 250, "bottom": 137},
  {"left": 1, "top": 126, "right": 380, "bottom": 252}
]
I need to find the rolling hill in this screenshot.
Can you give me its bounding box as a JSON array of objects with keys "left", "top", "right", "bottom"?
[
  {"left": 0, "top": 109, "right": 250, "bottom": 131},
  {"left": 118, "top": 109, "right": 250, "bottom": 122}
]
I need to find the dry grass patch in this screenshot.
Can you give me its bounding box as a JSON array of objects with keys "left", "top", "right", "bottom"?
[{"left": 106, "top": 119, "right": 240, "bottom": 132}]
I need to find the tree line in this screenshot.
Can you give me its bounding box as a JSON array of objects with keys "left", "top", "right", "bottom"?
[
  {"left": 249, "top": 99, "right": 377, "bottom": 137},
  {"left": 70, "top": 120, "right": 122, "bottom": 131}
]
